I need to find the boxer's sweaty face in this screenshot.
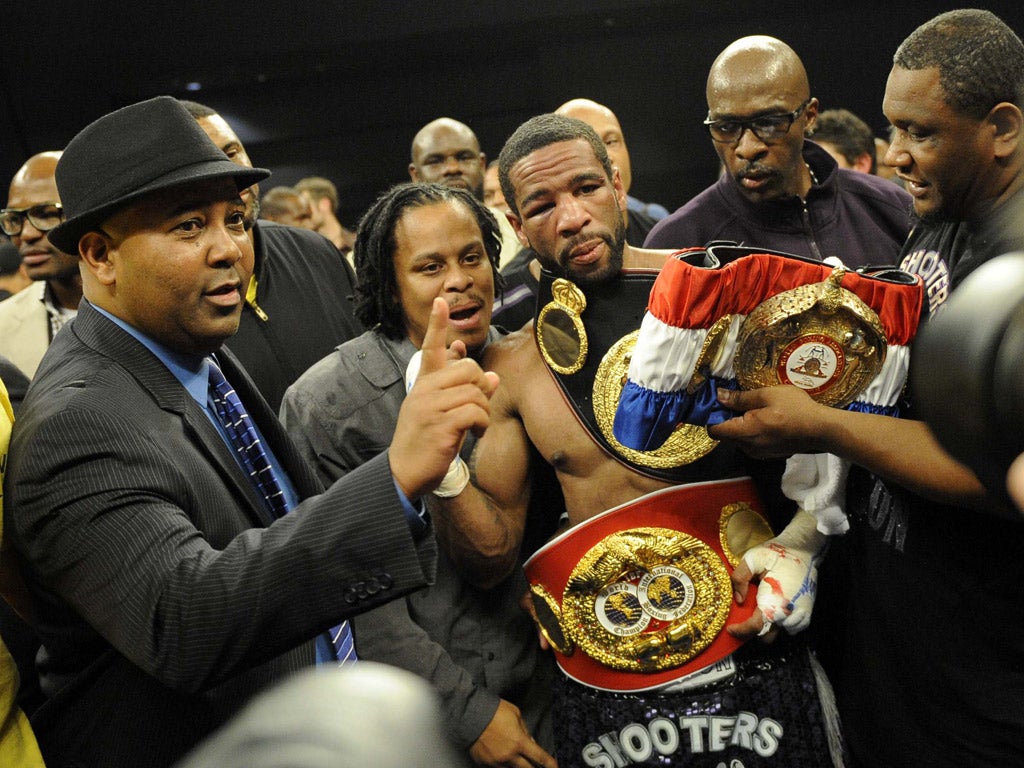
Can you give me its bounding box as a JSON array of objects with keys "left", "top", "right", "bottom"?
[{"left": 508, "top": 139, "right": 626, "bottom": 286}]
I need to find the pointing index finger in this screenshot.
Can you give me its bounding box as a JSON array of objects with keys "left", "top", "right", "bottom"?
[{"left": 418, "top": 297, "right": 450, "bottom": 377}]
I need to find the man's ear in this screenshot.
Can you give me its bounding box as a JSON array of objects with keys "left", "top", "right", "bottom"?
[
  {"left": 408, "top": 162, "right": 420, "bottom": 182},
  {"left": 79, "top": 231, "right": 117, "bottom": 286},
  {"left": 989, "top": 102, "right": 1022, "bottom": 160},
  {"left": 853, "top": 151, "right": 875, "bottom": 174},
  {"left": 508, "top": 212, "right": 530, "bottom": 249},
  {"left": 612, "top": 168, "right": 628, "bottom": 211},
  {"left": 803, "top": 97, "right": 820, "bottom": 135}
]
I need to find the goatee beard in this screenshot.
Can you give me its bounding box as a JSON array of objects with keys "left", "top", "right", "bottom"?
[{"left": 557, "top": 219, "right": 627, "bottom": 286}]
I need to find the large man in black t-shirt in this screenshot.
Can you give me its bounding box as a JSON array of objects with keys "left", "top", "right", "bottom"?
[{"left": 707, "top": 10, "right": 1024, "bottom": 767}]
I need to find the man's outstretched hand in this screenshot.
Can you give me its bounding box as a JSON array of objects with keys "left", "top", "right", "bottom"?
[{"left": 470, "top": 698, "right": 558, "bottom": 767}]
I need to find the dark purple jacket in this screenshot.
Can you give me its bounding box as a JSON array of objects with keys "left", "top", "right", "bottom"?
[{"left": 645, "top": 141, "right": 913, "bottom": 268}]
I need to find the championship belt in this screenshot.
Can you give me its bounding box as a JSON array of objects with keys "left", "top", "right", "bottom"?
[
  {"left": 523, "top": 477, "right": 774, "bottom": 692},
  {"left": 534, "top": 264, "right": 744, "bottom": 484},
  {"left": 613, "top": 245, "right": 924, "bottom": 452}
]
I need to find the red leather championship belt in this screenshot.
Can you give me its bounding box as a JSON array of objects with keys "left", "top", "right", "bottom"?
[{"left": 523, "top": 477, "right": 773, "bottom": 692}]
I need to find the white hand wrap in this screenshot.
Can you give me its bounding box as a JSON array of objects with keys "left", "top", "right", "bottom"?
[
  {"left": 742, "top": 509, "right": 827, "bottom": 635},
  {"left": 432, "top": 455, "right": 470, "bottom": 497},
  {"left": 781, "top": 453, "right": 851, "bottom": 535},
  {"left": 404, "top": 350, "right": 469, "bottom": 498},
  {"left": 405, "top": 350, "right": 422, "bottom": 394}
]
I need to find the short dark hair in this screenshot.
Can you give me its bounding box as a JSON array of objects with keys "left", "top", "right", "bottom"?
[
  {"left": 497, "top": 114, "right": 613, "bottom": 216},
  {"left": 295, "top": 176, "right": 339, "bottom": 211},
  {"left": 809, "top": 108, "right": 877, "bottom": 172},
  {"left": 353, "top": 182, "right": 504, "bottom": 339},
  {"left": 260, "top": 186, "right": 304, "bottom": 221},
  {"left": 893, "top": 9, "right": 1024, "bottom": 118}
]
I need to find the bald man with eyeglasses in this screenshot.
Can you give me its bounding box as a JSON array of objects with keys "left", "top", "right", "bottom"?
[
  {"left": 0, "top": 152, "right": 82, "bottom": 378},
  {"left": 645, "top": 35, "right": 912, "bottom": 269}
]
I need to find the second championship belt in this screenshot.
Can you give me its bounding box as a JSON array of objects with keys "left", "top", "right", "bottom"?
[{"left": 614, "top": 245, "right": 924, "bottom": 452}]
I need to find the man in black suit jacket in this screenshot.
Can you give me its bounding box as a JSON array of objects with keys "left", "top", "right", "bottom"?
[
  {"left": 3, "top": 96, "right": 498, "bottom": 768},
  {"left": 180, "top": 100, "right": 366, "bottom": 413}
]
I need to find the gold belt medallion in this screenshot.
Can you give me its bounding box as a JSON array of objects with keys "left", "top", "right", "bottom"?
[
  {"left": 592, "top": 331, "right": 717, "bottom": 467},
  {"left": 558, "top": 527, "right": 731, "bottom": 672},
  {"left": 536, "top": 278, "right": 589, "bottom": 375},
  {"left": 734, "top": 266, "right": 887, "bottom": 407}
]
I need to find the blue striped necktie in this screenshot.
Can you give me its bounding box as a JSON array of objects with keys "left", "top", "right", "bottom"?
[{"left": 207, "top": 357, "right": 356, "bottom": 665}]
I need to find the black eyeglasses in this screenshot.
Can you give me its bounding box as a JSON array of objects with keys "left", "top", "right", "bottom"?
[
  {"left": 0, "top": 203, "right": 64, "bottom": 237},
  {"left": 703, "top": 99, "right": 812, "bottom": 144}
]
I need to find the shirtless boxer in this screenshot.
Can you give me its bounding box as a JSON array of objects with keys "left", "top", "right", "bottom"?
[{"left": 430, "top": 114, "right": 841, "bottom": 768}]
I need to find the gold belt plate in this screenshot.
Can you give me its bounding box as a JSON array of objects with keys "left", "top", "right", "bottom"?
[
  {"left": 559, "top": 527, "right": 732, "bottom": 672},
  {"left": 734, "top": 267, "right": 887, "bottom": 407},
  {"left": 593, "top": 331, "right": 718, "bottom": 467}
]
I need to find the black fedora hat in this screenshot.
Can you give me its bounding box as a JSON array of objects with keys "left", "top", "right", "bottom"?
[{"left": 48, "top": 95, "right": 270, "bottom": 254}]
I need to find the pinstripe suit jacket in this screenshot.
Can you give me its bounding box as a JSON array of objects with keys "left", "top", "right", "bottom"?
[{"left": 4, "top": 300, "right": 436, "bottom": 768}]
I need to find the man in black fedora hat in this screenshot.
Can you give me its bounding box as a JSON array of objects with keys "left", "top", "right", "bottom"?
[{"left": 4, "top": 95, "right": 499, "bottom": 768}]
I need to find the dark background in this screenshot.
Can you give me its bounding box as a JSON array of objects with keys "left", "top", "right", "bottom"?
[{"left": 2, "top": 1, "right": 1019, "bottom": 227}]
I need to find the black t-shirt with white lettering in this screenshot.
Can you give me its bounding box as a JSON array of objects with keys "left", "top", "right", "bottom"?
[{"left": 817, "top": 195, "right": 1024, "bottom": 767}]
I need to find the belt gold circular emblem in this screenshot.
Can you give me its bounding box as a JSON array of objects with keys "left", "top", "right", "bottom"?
[
  {"left": 561, "top": 527, "right": 731, "bottom": 672},
  {"left": 593, "top": 331, "right": 718, "bottom": 467},
  {"left": 734, "top": 267, "right": 887, "bottom": 408}
]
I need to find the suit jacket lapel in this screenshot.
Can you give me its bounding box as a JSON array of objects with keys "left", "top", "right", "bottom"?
[
  {"left": 180, "top": 404, "right": 277, "bottom": 528},
  {"left": 72, "top": 301, "right": 278, "bottom": 528}
]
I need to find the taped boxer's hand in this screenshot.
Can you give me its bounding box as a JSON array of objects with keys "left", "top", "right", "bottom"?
[
  {"left": 727, "top": 509, "right": 826, "bottom": 639},
  {"left": 390, "top": 298, "right": 499, "bottom": 500}
]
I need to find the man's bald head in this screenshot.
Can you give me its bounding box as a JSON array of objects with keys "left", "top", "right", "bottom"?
[
  {"left": 410, "top": 118, "right": 480, "bottom": 160},
  {"left": 704, "top": 36, "right": 818, "bottom": 205},
  {"left": 409, "top": 118, "right": 486, "bottom": 200},
  {"left": 9, "top": 151, "right": 62, "bottom": 202},
  {"left": 706, "top": 36, "right": 811, "bottom": 109},
  {"left": 555, "top": 99, "right": 632, "bottom": 192},
  {"left": 7, "top": 150, "right": 80, "bottom": 284},
  {"left": 556, "top": 98, "right": 615, "bottom": 119}
]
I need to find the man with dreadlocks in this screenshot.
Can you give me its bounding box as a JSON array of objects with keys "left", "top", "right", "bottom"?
[{"left": 280, "top": 182, "right": 556, "bottom": 768}]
